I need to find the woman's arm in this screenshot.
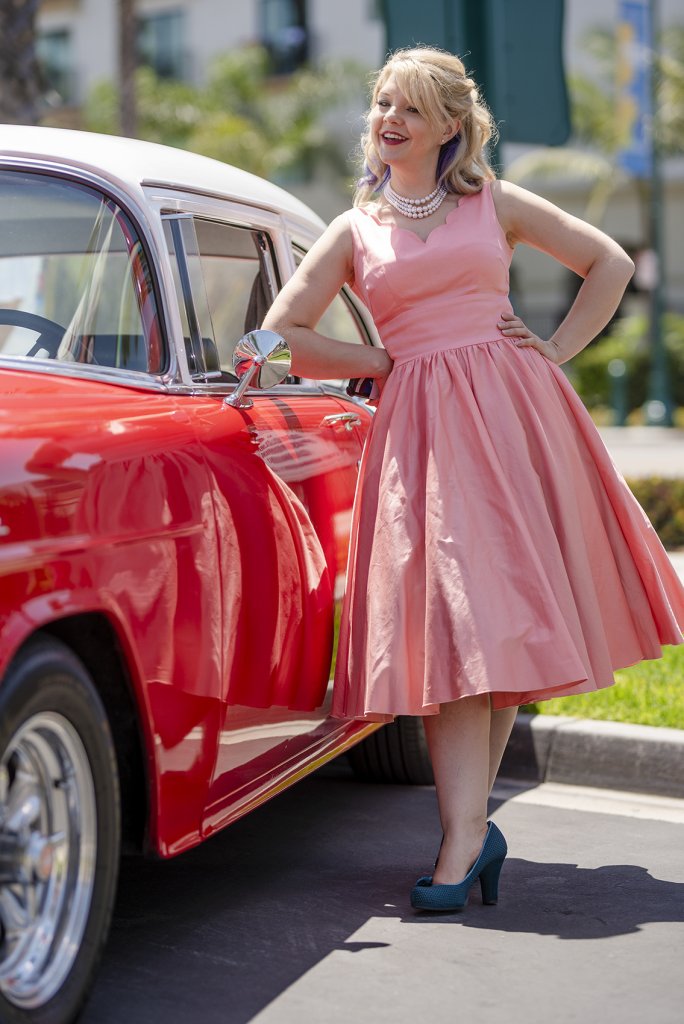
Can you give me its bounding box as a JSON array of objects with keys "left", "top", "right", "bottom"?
[
  {"left": 491, "top": 180, "right": 635, "bottom": 364},
  {"left": 262, "top": 213, "right": 392, "bottom": 380}
]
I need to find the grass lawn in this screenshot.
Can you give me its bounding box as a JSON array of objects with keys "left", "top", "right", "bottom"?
[{"left": 525, "top": 644, "right": 684, "bottom": 729}]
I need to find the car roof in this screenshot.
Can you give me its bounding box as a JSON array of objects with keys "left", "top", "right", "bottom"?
[{"left": 0, "top": 124, "right": 326, "bottom": 230}]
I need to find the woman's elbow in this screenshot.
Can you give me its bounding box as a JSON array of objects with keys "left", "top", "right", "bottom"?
[
  {"left": 595, "top": 246, "right": 634, "bottom": 287},
  {"left": 608, "top": 244, "right": 635, "bottom": 284},
  {"left": 619, "top": 250, "right": 636, "bottom": 283},
  {"left": 261, "top": 308, "right": 296, "bottom": 340}
]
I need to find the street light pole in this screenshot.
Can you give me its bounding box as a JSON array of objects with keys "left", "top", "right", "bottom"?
[{"left": 645, "top": 0, "right": 673, "bottom": 426}]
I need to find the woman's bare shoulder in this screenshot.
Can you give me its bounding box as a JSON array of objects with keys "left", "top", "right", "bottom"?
[{"left": 489, "top": 179, "right": 547, "bottom": 222}]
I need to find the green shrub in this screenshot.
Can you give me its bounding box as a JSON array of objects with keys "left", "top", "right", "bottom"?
[
  {"left": 626, "top": 476, "right": 684, "bottom": 549},
  {"left": 568, "top": 313, "right": 684, "bottom": 413}
]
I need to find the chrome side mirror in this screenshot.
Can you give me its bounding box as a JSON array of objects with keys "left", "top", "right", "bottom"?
[{"left": 224, "top": 329, "right": 292, "bottom": 409}]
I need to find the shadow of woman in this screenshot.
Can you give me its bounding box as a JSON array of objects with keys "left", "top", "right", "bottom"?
[{"left": 405, "top": 858, "right": 684, "bottom": 939}]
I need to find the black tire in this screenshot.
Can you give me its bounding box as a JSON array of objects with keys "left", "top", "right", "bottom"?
[
  {"left": 0, "top": 637, "right": 121, "bottom": 1024},
  {"left": 348, "top": 716, "right": 434, "bottom": 785}
]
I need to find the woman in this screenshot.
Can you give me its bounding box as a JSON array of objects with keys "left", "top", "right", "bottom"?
[{"left": 263, "top": 46, "right": 684, "bottom": 911}]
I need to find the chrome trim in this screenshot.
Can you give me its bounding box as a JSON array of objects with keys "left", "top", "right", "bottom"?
[
  {"left": 0, "top": 356, "right": 170, "bottom": 392},
  {"left": 225, "top": 359, "right": 260, "bottom": 409},
  {"left": 256, "top": 230, "right": 280, "bottom": 296},
  {"left": 142, "top": 180, "right": 325, "bottom": 239},
  {"left": 322, "top": 412, "right": 362, "bottom": 430},
  {"left": 163, "top": 381, "right": 324, "bottom": 398},
  {"left": 163, "top": 214, "right": 222, "bottom": 382},
  {"left": 225, "top": 330, "right": 292, "bottom": 408}
]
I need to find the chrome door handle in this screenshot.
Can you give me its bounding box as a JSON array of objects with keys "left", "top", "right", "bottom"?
[{"left": 322, "top": 413, "right": 361, "bottom": 431}]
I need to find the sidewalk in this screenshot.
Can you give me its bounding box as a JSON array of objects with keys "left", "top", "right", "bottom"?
[
  {"left": 598, "top": 425, "right": 684, "bottom": 478},
  {"left": 670, "top": 550, "right": 684, "bottom": 583}
]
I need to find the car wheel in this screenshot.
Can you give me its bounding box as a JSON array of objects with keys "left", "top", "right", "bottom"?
[
  {"left": 348, "top": 716, "right": 434, "bottom": 785},
  {"left": 0, "top": 637, "right": 120, "bottom": 1024}
]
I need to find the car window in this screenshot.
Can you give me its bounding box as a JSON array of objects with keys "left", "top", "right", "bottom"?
[
  {"left": 0, "top": 170, "right": 164, "bottom": 373},
  {"left": 163, "top": 214, "right": 277, "bottom": 381}
]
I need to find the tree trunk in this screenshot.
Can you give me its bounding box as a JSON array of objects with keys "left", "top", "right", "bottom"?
[
  {"left": 118, "top": 0, "right": 137, "bottom": 137},
  {"left": 0, "top": 0, "right": 42, "bottom": 124}
]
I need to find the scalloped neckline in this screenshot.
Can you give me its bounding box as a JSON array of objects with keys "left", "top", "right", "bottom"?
[{"left": 362, "top": 194, "right": 471, "bottom": 246}]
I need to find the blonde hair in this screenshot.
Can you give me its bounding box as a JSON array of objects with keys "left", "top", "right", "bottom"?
[{"left": 354, "top": 46, "right": 497, "bottom": 207}]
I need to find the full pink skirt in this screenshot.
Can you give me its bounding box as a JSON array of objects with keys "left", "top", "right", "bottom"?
[{"left": 332, "top": 339, "right": 684, "bottom": 722}]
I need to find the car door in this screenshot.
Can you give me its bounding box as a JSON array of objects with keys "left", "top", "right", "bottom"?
[{"left": 159, "top": 201, "right": 374, "bottom": 829}]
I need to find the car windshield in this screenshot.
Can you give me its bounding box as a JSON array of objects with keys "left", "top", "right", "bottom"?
[{"left": 0, "top": 170, "right": 164, "bottom": 374}]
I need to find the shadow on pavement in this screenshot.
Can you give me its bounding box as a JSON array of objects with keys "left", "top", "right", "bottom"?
[
  {"left": 405, "top": 858, "right": 684, "bottom": 938},
  {"left": 83, "top": 764, "right": 684, "bottom": 1023}
]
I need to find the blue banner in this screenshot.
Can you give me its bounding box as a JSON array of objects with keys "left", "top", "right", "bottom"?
[{"left": 616, "top": 0, "right": 653, "bottom": 178}]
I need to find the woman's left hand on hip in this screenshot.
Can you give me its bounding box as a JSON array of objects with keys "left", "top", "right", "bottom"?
[{"left": 498, "top": 311, "right": 560, "bottom": 363}]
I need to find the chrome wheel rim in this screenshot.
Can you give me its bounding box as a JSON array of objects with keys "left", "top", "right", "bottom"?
[{"left": 0, "top": 712, "right": 97, "bottom": 1009}]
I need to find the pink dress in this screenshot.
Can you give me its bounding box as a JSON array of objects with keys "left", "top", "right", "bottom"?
[{"left": 332, "top": 182, "right": 684, "bottom": 722}]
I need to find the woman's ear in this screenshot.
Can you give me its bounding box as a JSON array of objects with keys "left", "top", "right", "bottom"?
[{"left": 441, "top": 120, "right": 461, "bottom": 144}]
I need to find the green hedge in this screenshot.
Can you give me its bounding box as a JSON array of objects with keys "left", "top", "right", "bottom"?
[
  {"left": 626, "top": 476, "right": 684, "bottom": 550},
  {"left": 567, "top": 313, "right": 684, "bottom": 413}
]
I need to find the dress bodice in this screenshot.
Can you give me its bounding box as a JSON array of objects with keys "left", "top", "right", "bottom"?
[{"left": 347, "top": 182, "right": 515, "bottom": 364}]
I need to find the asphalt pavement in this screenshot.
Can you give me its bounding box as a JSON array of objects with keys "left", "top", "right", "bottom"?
[{"left": 83, "top": 763, "right": 684, "bottom": 1024}]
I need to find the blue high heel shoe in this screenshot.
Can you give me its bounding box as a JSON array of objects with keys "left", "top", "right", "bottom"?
[{"left": 410, "top": 820, "right": 507, "bottom": 911}]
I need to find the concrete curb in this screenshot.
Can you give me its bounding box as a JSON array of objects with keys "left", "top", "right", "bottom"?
[{"left": 500, "top": 713, "right": 684, "bottom": 799}]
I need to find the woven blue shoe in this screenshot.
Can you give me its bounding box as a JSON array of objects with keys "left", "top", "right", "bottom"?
[{"left": 410, "top": 820, "right": 507, "bottom": 911}]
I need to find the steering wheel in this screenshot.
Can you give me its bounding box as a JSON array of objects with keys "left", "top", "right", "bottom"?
[{"left": 0, "top": 309, "right": 67, "bottom": 358}]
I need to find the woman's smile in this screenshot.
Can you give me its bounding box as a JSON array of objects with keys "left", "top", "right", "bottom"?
[{"left": 380, "top": 130, "right": 408, "bottom": 146}]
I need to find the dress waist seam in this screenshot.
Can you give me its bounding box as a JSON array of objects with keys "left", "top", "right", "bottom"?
[{"left": 391, "top": 335, "right": 512, "bottom": 366}]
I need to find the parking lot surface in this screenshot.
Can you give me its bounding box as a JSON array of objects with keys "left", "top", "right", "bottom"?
[{"left": 84, "top": 761, "right": 684, "bottom": 1024}]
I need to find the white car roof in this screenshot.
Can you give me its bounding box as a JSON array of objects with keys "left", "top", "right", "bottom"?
[{"left": 0, "top": 124, "right": 326, "bottom": 230}]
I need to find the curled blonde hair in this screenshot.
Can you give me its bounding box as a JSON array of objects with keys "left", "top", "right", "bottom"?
[{"left": 354, "top": 46, "right": 497, "bottom": 207}]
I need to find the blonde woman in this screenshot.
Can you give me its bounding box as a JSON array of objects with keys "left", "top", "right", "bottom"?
[{"left": 263, "top": 46, "right": 684, "bottom": 911}]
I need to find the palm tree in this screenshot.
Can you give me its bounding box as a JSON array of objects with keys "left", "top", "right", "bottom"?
[{"left": 0, "top": 0, "right": 41, "bottom": 124}]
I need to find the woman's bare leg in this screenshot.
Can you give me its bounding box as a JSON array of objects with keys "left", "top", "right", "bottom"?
[
  {"left": 423, "top": 699, "right": 517, "bottom": 884},
  {"left": 488, "top": 706, "right": 518, "bottom": 793},
  {"left": 423, "top": 694, "right": 490, "bottom": 884}
]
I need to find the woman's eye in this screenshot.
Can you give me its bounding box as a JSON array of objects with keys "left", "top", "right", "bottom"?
[
  {"left": 377, "top": 100, "right": 389, "bottom": 107},
  {"left": 407, "top": 107, "right": 420, "bottom": 115}
]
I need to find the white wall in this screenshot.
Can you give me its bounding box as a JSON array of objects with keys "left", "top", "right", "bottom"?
[{"left": 309, "top": 0, "right": 384, "bottom": 66}]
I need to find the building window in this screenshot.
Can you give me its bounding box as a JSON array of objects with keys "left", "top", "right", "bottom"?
[
  {"left": 37, "top": 29, "right": 74, "bottom": 104},
  {"left": 260, "top": 0, "right": 309, "bottom": 73},
  {"left": 137, "top": 10, "right": 185, "bottom": 79}
]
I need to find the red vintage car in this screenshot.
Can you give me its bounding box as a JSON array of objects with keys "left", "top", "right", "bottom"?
[{"left": 0, "top": 126, "right": 431, "bottom": 1023}]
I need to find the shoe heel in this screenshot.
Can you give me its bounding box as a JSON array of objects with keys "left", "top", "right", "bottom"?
[{"left": 479, "top": 857, "right": 505, "bottom": 905}]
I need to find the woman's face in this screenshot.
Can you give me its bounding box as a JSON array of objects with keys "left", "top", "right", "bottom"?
[{"left": 370, "top": 73, "right": 449, "bottom": 173}]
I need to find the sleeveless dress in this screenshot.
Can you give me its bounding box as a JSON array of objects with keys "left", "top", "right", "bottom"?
[{"left": 331, "top": 182, "right": 684, "bottom": 723}]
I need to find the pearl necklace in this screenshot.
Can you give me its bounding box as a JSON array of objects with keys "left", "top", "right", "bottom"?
[{"left": 383, "top": 180, "right": 448, "bottom": 219}]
